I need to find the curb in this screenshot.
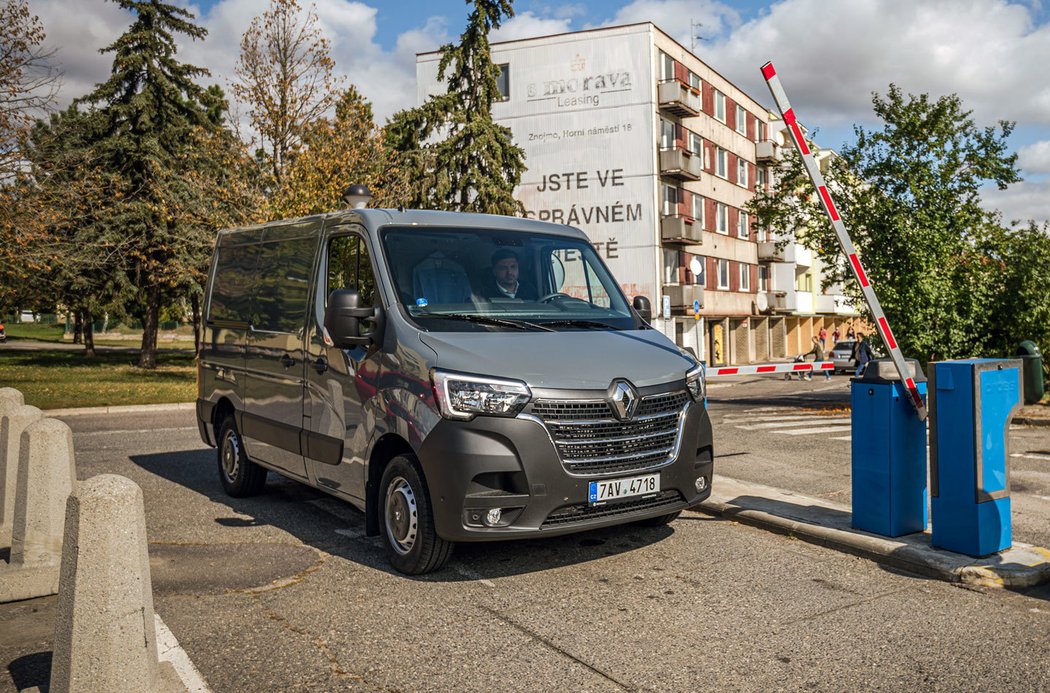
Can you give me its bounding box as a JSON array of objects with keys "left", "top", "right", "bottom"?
[
  {"left": 692, "top": 477, "right": 1050, "bottom": 589},
  {"left": 1014, "top": 415, "right": 1050, "bottom": 427},
  {"left": 45, "top": 402, "right": 196, "bottom": 417}
]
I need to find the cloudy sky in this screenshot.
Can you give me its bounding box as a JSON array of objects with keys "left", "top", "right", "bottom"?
[{"left": 33, "top": 0, "right": 1050, "bottom": 226}]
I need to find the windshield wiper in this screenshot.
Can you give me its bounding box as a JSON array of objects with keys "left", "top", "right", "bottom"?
[
  {"left": 427, "top": 313, "right": 555, "bottom": 332},
  {"left": 541, "top": 319, "right": 618, "bottom": 330}
]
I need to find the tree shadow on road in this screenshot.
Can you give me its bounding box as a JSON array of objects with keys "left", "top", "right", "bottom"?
[{"left": 128, "top": 449, "right": 675, "bottom": 583}]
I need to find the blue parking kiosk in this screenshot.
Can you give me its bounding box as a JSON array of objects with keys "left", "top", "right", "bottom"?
[
  {"left": 850, "top": 359, "right": 928, "bottom": 537},
  {"left": 929, "top": 359, "right": 1022, "bottom": 556}
]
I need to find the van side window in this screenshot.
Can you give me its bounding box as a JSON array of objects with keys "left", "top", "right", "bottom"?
[
  {"left": 549, "top": 249, "right": 611, "bottom": 307},
  {"left": 328, "top": 235, "right": 376, "bottom": 306},
  {"left": 209, "top": 238, "right": 260, "bottom": 323},
  {"left": 253, "top": 230, "right": 318, "bottom": 333}
]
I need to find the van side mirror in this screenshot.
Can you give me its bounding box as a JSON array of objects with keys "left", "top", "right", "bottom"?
[
  {"left": 325, "top": 289, "right": 385, "bottom": 349},
  {"left": 633, "top": 295, "right": 652, "bottom": 323}
]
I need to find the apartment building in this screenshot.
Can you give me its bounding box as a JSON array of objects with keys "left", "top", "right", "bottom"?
[{"left": 415, "top": 22, "right": 858, "bottom": 363}]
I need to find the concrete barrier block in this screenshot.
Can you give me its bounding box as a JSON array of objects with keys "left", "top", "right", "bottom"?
[
  {"left": 11, "top": 418, "right": 76, "bottom": 567},
  {"left": 50, "top": 474, "right": 165, "bottom": 693},
  {"left": 0, "top": 387, "right": 24, "bottom": 409},
  {"left": 0, "top": 404, "right": 43, "bottom": 547}
]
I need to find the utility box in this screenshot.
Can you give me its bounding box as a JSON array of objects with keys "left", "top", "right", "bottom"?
[
  {"left": 850, "top": 358, "right": 928, "bottom": 536},
  {"left": 929, "top": 359, "right": 1022, "bottom": 556}
]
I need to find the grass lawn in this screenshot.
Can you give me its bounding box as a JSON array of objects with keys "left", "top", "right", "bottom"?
[
  {"left": 0, "top": 349, "right": 196, "bottom": 410},
  {"left": 4, "top": 322, "right": 195, "bottom": 350}
]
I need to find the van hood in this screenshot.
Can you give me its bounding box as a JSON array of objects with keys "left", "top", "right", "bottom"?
[{"left": 418, "top": 328, "right": 695, "bottom": 391}]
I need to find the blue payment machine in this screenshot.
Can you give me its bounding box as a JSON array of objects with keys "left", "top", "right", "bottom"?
[
  {"left": 850, "top": 359, "right": 928, "bottom": 537},
  {"left": 928, "top": 359, "right": 1022, "bottom": 556}
]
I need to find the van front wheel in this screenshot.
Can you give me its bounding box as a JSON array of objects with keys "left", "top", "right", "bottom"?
[
  {"left": 379, "top": 455, "right": 453, "bottom": 575},
  {"left": 217, "top": 415, "right": 267, "bottom": 497}
]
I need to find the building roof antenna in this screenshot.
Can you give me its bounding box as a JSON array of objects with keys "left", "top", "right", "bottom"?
[{"left": 690, "top": 20, "right": 709, "bottom": 54}]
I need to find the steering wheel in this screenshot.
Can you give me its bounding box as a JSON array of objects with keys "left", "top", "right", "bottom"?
[{"left": 538, "top": 292, "right": 572, "bottom": 303}]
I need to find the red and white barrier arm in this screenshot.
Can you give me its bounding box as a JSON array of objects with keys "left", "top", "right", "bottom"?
[
  {"left": 708, "top": 361, "right": 834, "bottom": 377},
  {"left": 759, "top": 62, "right": 927, "bottom": 420}
]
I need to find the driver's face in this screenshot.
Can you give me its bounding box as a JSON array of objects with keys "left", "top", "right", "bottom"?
[{"left": 493, "top": 258, "right": 519, "bottom": 289}]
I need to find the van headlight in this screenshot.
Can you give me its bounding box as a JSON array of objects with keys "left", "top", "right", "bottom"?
[
  {"left": 686, "top": 363, "right": 706, "bottom": 402},
  {"left": 431, "top": 370, "right": 532, "bottom": 420}
]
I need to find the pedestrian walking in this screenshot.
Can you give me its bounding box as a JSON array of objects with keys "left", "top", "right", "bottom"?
[
  {"left": 846, "top": 322, "right": 856, "bottom": 340},
  {"left": 852, "top": 333, "right": 874, "bottom": 377},
  {"left": 832, "top": 326, "right": 840, "bottom": 343},
  {"left": 805, "top": 336, "right": 831, "bottom": 380},
  {"left": 819, "top": 327, "right": 828, "bottom": 350}
]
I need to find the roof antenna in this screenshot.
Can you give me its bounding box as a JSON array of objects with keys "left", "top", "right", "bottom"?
[{"left": 690, "top": 20, "right": 708, "bottom": 53}]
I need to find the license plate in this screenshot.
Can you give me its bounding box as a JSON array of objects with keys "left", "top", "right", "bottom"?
[{"left": 588, "top": 473, "right": 660, "bottom": 505}]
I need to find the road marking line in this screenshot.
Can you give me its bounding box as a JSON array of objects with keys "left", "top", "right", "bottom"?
[
  {"left": 735, "top": 417, "right": 850, "bottom": 430},
  {"left": 1011, "top": 453, "right": 1050, "bottom": 461},
  {"left": 830, "top": 435, "right": 852, "bottom": 441},
  {"left": 156, "top": 613, "right": 211, "bottom": 692},
  {"left": 452, "top": 564, "right": 496, "bottom": 588},
  {"left": 721, "top": 414, "right": 815, "bottom": 422},
  {"left": 775, "top": 425, "right": 854, "bottom": 436}
]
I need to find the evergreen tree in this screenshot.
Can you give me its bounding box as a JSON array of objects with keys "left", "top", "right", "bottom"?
[
  {"left": 386, "top": 0, "right": 524, "bottom": 214},
  {"left": 79, "top": 0, "right": 212, "bottom": 368}
]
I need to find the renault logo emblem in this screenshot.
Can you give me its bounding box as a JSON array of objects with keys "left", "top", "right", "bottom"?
[{"left": 609, "top": 379, "right": 639, "bottom": 421}]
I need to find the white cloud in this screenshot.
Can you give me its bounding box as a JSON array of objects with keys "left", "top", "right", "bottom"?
[
  {"left": 705, "top": 0, "right": 1050, "bottom": 132},
  {"left": 982, "top": 179, "right": 1050, "bottom": 227},
  {"left": 491, "top": 11, "right": 573, "bottom": 42},
  {"left": 35, "top": 0, "right": 128, "bottom": 106},
  {"left": 1018, "top": 140, "right": 1050, "bottom": 174},
  {"left": 596, "top": 0, "right": 741, "bottom": 45}
]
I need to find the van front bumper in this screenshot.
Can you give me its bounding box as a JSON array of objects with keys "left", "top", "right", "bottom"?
[{"left": 416, "top": 402, "right": 713, "bottom": 542}]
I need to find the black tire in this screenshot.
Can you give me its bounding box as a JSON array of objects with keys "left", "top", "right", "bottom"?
[
  {"left": 217, "top": 415, "right": 267, "bottom": 497},
  {"left": 635, "top": 510, "right": 682, "bottom": 527},
  {"left": 379, "top": 454, "right": 453, "bottom": 575}
]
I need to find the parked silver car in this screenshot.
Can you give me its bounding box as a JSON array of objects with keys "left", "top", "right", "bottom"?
[{"left": 830, "top": 340, "right": 857, "bottom": 373}]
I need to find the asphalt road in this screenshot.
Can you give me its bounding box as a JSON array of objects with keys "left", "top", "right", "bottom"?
[
  {"left": 2, "top": 399, "right": 1049, "bottom": 691},
  {"left": 708, "top": 374, "right": 1050, "bottom": 550}
]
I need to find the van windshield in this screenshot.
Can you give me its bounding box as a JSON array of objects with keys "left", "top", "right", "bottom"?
[{"left": 381, "top": 226, "right": 641, "bottom": 332}]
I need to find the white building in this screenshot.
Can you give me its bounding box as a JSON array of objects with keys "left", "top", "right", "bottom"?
[{"left": 415, "top": 22, "right": 859, "bottom": 363}]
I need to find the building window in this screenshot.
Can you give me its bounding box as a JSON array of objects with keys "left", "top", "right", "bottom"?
[
  {"left": 717, "top": 259, "right": 730, "bottom": 289},
  {"left": 662, "top": 183, "right": 678, "bottom": 216},
  {"left": 737, "top": 211, "right": 749, "bottom": 238},
  {"left": 689, "top": 254, "right": 705, "bottom": 285},
  {"left": 757, "top": 120, "right": 766, "bottom": 141},
  {"left": 496, "top": 64, "right": 510, "bottom": 101},
  {"left": 796, "top": 272, "right": 813, "bottom": 293},
  {"left": 714, "top": 90, "right": 726, "bottom": 123},
  {"left": 660, "top": 118, "right": 675, "bottom": 149},
  {"left": 716, "top": 202, "right": 728, "bottom": 234},
  {"left": 758, "top": 265, "right": 770, "bottom": 292},
  {"left": 737, "top": 158, "right": 748, "bottom": 187},
  {"left": 736, "top": 107, "right": 746, "bottom": 134},
  {"left": 716, "top": 147, "right": 728, "bottom": 178},
  {"left": 660, "top": 51, "right": 674, "bottom": 81},
  {"left": 739, "top": 263, "right": 750, "bottom": 291},
  {"left": 691, "top": 193, "right": 704, "bottom": 224},
  {"left": 757, "top": 167, "right": 767, "bottom": 193},
  {"left": 662, "top": 249, "right": 678, "bottom": 285},
  {"left": 688, "top": 131, "right": 702, "bottom": 155},
  {"left": 688, "top": 71, "right": 701, "bottom": 90}
]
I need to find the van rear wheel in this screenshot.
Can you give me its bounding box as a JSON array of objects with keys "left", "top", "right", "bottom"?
[
  {"left": 379, "top": 455, "right": 453, "bottom": 575},
  {"left": 217, "top": 415, "right": 267, "bottom": 497}
]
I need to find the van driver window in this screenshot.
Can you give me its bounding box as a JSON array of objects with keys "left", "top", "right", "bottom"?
[{"left": 328, "top": 235, "right": 376, "bottom": 306}]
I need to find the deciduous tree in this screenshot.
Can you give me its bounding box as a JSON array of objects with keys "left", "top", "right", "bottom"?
[{"left": 233, "top": 0, "right": 340, "bottom": 188}]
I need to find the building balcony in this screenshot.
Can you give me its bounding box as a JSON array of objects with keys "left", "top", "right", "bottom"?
[
  {"left": 659, "top": 147, "right": 702, "bottom": 180},
  {"left": 766, "top": 290, "right": 795, "bottom": 313},
  {"left": 756, "top": 140, "right": 780, "bottom": 162},
  {"left": 661, "top": 215, "right": 702, "bottom": 244},
  {"left": 663, "top": 283, "right": 705, "bottom": 310},
  {"left": 758, "top": 241, "right": 812, "bottom": 267},
  {"left": 658, "top": 81, "right": 700, "bottom": 117},
  {"left": 813, "top": 294, "right": 837, "bottom": 314}
]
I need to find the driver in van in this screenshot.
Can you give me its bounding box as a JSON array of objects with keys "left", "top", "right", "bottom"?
[{"left": 484, "top": 249, "right": 537, "bottom": 300}]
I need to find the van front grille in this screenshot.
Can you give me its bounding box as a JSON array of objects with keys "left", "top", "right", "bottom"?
[{"left": 531, "top": 391, "right": 689, "bottom": 476}]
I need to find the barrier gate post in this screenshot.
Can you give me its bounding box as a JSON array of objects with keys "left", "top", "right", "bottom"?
[{"left": 760, "top": 62, "right": 927, "bottom": 421}]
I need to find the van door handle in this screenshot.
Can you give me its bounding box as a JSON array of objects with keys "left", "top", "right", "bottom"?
[
  {"left": 313, "top": 357, "right": 328, "bottom": 374},
  {"left": 279, "top": 354, "right": 295, "bottom": 369}
]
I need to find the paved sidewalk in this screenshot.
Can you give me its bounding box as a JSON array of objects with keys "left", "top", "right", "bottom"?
[{"left": 695, "top": 476, "right": 1050, "bottom": 589}]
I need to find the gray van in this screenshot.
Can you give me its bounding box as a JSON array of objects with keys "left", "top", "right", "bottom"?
[{"left": 197, "top": 208, "right": 713, "bottom": 574}]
